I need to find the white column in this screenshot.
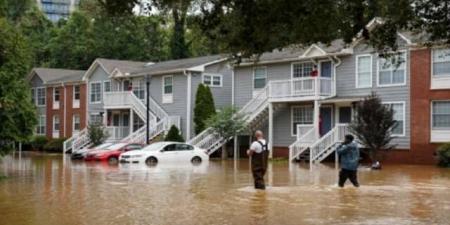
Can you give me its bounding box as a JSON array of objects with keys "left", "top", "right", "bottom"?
[
  {"left": 129, "top": 109, "right": 134, "bottom": 134},
  {"left": 313, "top": 100, "right": 320, "bottom": 139},
  {"left": 233, "top": 135, "right": 239, "bottom": 160},
  {"left": 186, "top": 72, "right": 192, "bottom": 140},
  {"left": 268, "top": 102, "right": 274, "bottom": 159}
]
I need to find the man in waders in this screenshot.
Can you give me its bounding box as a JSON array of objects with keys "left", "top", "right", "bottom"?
[{"left": 247, "top": 130, "right": 269, "bottom": 190}]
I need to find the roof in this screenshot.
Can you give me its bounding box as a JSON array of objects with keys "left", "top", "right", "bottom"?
[
  {"left": 95, "top": 58, "right": 148, "bottom": 74},
  {"left": 29, "top": 68, "right": 86, "bottom": 84},
  {"left": 130, "top": 55, "right": 227, "bottom": 76}
]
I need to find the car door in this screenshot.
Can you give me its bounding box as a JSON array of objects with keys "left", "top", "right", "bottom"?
[
  {"left": 159, "top": 144, "right": 178, "bottom": 162},
  {"left": 175, "top": 144, "right": 195, "bottom": 162}
]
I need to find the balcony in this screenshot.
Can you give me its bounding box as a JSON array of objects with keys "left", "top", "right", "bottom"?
[{"left": 267, "top": 77, "right": 334, "bottom": 102}]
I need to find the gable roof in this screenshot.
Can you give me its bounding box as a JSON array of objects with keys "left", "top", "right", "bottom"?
[
  {"left": 28, "top": 68, "right": 86, "bottom": 84},
  {"left": 82, "top": 58, "right": 149, "bottom": 81},
  {"left": 130, "top": 55, "right": 227, "bottom": 76}
]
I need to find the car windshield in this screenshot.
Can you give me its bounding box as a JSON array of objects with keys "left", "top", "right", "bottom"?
[
  {"left": 94, "top": 143, "right": 113, "bottom": 150},
  {"left": 105, "top": 143, "right": 127, "bottom": 150},
  {"left": 143, "top": 142, "right": 167, "bottom": 151}
]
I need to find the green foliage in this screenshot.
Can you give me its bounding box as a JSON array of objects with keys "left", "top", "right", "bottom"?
[
  {"left": 88, "top": 122, "right": 109, "bottom": 146},
  {"left": 43, "top": 138, "right": 67, "bottom": 152},
  {"left": 437, "top": 143, "right": 450, "bottom": 168},
  {"left": 0, "top": 18, "right": 37, "bottom": 155},
  {"left": 349, "top": 93, "right": 397, "bottom": 162},
  {"left": 31, "top": 135, "right": 49, "bottom": 151},
  {"left": 205, "top": 107, "right": 247, "bottom": 140},
  {"left": 194, "top": 84, "right": 216, "bottom": 134},
  {"left": 164, "top": 125, "right": 185, "bottom": 142},
  {"left": 0, "top": 0, "right": 33, "bottom": 22}
]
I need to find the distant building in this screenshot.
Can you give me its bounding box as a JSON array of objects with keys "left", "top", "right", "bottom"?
[{"left": 36, "top": 0, "right": 79, "bottom": 22}]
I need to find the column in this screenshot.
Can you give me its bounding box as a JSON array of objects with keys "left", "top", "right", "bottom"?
[
  {"left": 129, "top": 109, "right": 134, "bottom": 134},
  {"left": 233, "top": 135, "right": 239, "bottom": 160},
  {"left": 268, "top": 102, "right": 274, "bottom": 159},
  {"left": 313, "top": 100, "right": 320, "bottom": 139}
]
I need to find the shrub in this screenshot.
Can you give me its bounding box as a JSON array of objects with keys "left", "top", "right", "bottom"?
[
  {"left": 194, "top": 84, "right": 216, "bottom": 134},
  {"left": 437, "top": 143, "right": 450, "bottom": 167},
  {"left": 88, "top": 122, "right": 109, "bottom": 146},
  {"left": 164, "top": 125, "right": 185, "bottom": 142},
  {"left": 43, "top": 138, "right": 67, "bottom": 152},
  {"left": 31, "top": 136, "right": 48, "bottom": 151}
]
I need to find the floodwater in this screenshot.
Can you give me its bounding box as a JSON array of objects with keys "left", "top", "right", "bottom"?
[{"left": 1, "top": 152, "right": 450, "bottom": 225}]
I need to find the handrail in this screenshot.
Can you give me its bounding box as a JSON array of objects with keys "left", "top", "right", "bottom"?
[
  {"left": 309, "top": 123, "right": 350, "bottom": 163},
  {"left": 288, "top": 126, "right": 316, "bottom": 161}
]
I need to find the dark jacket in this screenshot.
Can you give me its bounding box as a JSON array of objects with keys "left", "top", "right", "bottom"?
[{"left": 337, "top": 142, "right": 359, "bottom": 171}]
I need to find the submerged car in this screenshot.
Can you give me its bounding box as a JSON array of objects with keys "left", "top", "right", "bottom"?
[
  {"left": 71, "top": 143, "right": 113, "bottom": 160},
  {"left": 84, "top": 143, "right": 143, "bottom": 163},
  {"left": 119, "top": 142, "right": 209, "bottom": 165}
]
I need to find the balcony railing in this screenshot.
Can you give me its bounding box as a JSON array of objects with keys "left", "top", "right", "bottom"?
[
  {"left": 105, "top": 126, "right": 130, "bottom": 141},
  {"left": 268, "top": 77, "right": 334, "bottom": 100}
]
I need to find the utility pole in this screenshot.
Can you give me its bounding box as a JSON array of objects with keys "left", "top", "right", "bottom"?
[{"left": 146, "top": 74, "right": 150, "bottom": 145}]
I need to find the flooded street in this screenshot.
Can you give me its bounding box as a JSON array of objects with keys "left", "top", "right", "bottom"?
[{"left": 1, "top": 152, "right": 450, "bottom": 225}]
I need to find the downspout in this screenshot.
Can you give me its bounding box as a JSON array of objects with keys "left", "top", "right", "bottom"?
[
  {"left": 185, "top": 70, "right": 192, "bottom": 140},
  {"left": 230, "top": 64, "right": 235, "bottom": 106},
  {"left": 332, "top": 56, "right": 342, "bottom": 97},
  {"left": 63, "top": 82, "right": 67, "bottom": 138}
]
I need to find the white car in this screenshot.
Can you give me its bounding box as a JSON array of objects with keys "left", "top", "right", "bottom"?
[{"left": 119, "top": 142, "right": 209, "bottom": 165}]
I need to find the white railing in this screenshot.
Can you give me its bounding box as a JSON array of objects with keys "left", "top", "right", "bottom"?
[
  {"left": 71, "top": 128, "right": 91, "bottom": 152},
  {"left": 103, "top": 92, "right": 158, "bottom": 123},
  {"left": 268, "top": 77, "right": 334, "bottom": 99},
  {"left": 122, "top": 117, "right": 170, "bottom": 144},
  {"left": 105, "top": 126, "right": 130, "bottom": 141},
  {"left": 289, "top": 125, "right": 317, "bottom": 162},
  {"left": 309, "top": 124, "right": 350, "bottom": 163},
  {"left": 240, "top": 85, "right": 269, "bottom": 121}
]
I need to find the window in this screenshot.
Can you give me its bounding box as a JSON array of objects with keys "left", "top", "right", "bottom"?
[
  {"left": 176, "top": 144, "right": 194, "bottom": 151},
  {"left": 73, "top": 85, "right": 80, "bottom": 100},
  {"left": 90, "top": 82, "right": 102, "bottom": 103},
  {"left": 383, "top": 102, "right": 405, "bottom": 136},
  {"left": 31, "top": 88, "right": 36, "bottom": 104},
  {"left": 163, "top": 76, "right": 173, "bottom": 94},
  {"left": 73, "top": 114, "right": 81, "bottom": 132},
  {"left": 163, "top": 144, "right": 177, "bottom": 151},
  {"left": 432, "top": 101, "right": 450, "bottom": 129},
  {"left": 53, "top": 115, "right": 60, "bottom": 132},
  {"left": 433, "top": 49, "right": 450, "bottom": 76},
  {"left": 89, "top": 114, "right": 103, "bottom": 124},
  {"left": 292, "top": 106, "right": 313, "bottom": 135},
  {"left": 378, "top": 52, "right": 407, "bottom": 86},
  {"left": 293, "top": 62, "right": 314, "bottom": 78},
  {"left": 104, "top": 81, "right": 111, "bottom": 92},
  {"left": 356, "top": 55, "right": 372, "bottom": 88},
  {"left": 37, "top": 87, "right": 46, "bottom": 106},
  {"left": 53, "top": 87, "right": 60, "bottom": 102},
  {"left": 36, "top": 115, "right": 46, "bottom": 135},
  {"left": 253, "top": 67, "right": 267, "bottom": 89},
  {"left": 132, "top": 79, "right": 145, "bottom": 99},
  {"left": 203, "top": 74, "right": 222, "bottom": 87}
]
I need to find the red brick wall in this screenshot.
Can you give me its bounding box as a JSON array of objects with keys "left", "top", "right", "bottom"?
[{"left": 65, "top": 84, "right": 87, "bottom": 137}]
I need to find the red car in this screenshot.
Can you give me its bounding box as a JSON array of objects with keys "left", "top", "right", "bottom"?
[{"left": 84, "top": 143, "right": 143, "bottom": 163}]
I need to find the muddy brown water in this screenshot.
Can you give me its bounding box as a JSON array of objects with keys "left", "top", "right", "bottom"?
[{"left": 1, "top": 152, "right": 450, "bottom": 225}]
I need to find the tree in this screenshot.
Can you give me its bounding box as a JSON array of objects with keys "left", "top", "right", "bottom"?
[
  {"left": 205, "top": 107, "right": 246, "bottom": 141},
  {"left": 349, "top": 93, "right": 397, "bottom": 165},
  {"left": 87, "top": 122, "right": 109, "bottom": 146},
  {"left": 0, "top": 18, "right": 37, "bottom": 154},
  {"left": 0, "top": 0, "right": 33, "bottom": 22},
  {"left": 164, "top": 125, "right": 185, "bottom": 142},
  {"left": 194, "top": 84, "right": 216, "bottom": 134}
]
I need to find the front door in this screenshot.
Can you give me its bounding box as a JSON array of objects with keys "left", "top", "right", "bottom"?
[
  {"left": 320, "top": 107, "right": 332, "bottom": 136},
  {"left": 339, "top": 106, "right": 352, "bottom": 124},
  {"left": 320, "top": 61, "right": 332, "bottom": 78}
]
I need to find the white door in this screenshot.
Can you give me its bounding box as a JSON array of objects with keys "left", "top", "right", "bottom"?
[
  {"left": 159, "top": 144, "right": 179, "bottom": 162},
  {"left": 175, "top": 144, "right": 195, "bottom": 162}
]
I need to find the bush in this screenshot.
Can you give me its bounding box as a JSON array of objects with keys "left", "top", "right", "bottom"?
[
  {"left": 437, "top": 143, "right": 450, "bottom": 167},
  {"left": 88, "top": 122, "right": 109, "bottom": 146},
  {"left": 31, "top": 136, "right": 48, "bottom": 151},
  {"left": 164, "top": 125, "right": 185, "bottom": 142},
  {"left": 43, "top": 138, "right": 67, "bottom": 152}
]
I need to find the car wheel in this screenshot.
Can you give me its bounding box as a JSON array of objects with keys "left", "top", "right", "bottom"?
[
  {"left": 191, "top": 156, "right": 202, "bottom": 164},
  {"left": 108, "top": 157, "right": 118, "bottom": 164},
  {"left": 145, "top": 157, "right": 158, "bottom": 166}
]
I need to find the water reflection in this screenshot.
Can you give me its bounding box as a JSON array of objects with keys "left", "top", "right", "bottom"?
[{"left": 0, "top": 152, "right": 450, "bottom": 225}]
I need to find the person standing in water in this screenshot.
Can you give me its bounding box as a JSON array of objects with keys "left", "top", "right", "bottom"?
[
  {"left": 337, "top": 134, "right": 360, "bottom": 188},
  {"left": 247, "top": 130, "right": 269, "bottom": 190}
]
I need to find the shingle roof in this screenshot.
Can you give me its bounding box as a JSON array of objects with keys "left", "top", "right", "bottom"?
[
  {"left": 31, "top": 68, "right": 86, "bottom": 84},
  {"left": 96, "top": 58, "right": 148, "bottom": 74},
  {"left": 130, "top": 55, "right": 227, "bottom": 76}
]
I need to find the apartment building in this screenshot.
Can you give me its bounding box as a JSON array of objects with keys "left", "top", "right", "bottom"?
[
  {"left": 36, "top": 0, "right": 79, "bottom": 22},
  {"left": 28, "top": 68, "right": 86, "bottom": 139}
]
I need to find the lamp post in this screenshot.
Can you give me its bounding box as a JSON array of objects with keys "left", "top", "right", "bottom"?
[{"left": 146, "top": 74, "right": 150, "bottom": 145}]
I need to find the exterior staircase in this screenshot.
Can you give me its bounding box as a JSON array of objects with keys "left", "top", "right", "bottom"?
[
  {"left": 288, "top": 125, "right": 317, "bottom": 162},
  {"left": 188, "top": 86, "right": 279, "bottom": 155},
  {"left": 309, "top": 124, "right": 351, "bottom": 163},
  {"left": 63, "top": 128, "right": 91, "bottom": 153}
]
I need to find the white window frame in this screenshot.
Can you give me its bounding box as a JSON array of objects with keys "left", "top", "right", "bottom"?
[
  {"left": 162, "top": 75, "right": 173, "bottom": 104},
  {"left": 431, "top": 100, "right": 450, "bottom": 130},
  {"left": 52, "top": 115, "right": 60, "bottom": 138},
  {"left": 89, "top": 113, "right": 103, "bottom": 125},
  {"left": 89, "top": 81, "right": 102, "bottom": 104},
  {"left": 103, "top": 80, "right": 111, "bottom": 92},
  {"left": 291, "top": 105, "right": 314, "bottom": 137},
  {"left": 291, "top": 62, "right": 315, "bottom": 78},
  {"left": 377, "top": 51, "right": 407, "bottom": 87},
  {"left": 355, "top": 54, "right": 373, "bottom": 88},
  {"left": 73, "top": 114, "right": 81, "bottom": 133},
  {"left": 36, "top": 115, "right": 46, "bottom": 135},
  {"left": 132, "top": 79, "right": 145, "bottom": 100},
  {"left": 36, "top": 87, "right": 46, "bottom": 107},
  {"left": 253, "top": 67, "right": 267, "bottom": 90},
  {"left": 383, "top": 101, "right": 406, "bottom": 137},
  {"left": 202, "top": 73, "right": 223, "bottom": 87},
  {"left": 73, "top": 85, "right": 80, "bottom": 108},
  {"left": 431, "top": 48, "right": 450, "bottom": 77},
  {"left": 53, "top": 87, "right": 60, "bottom": 109}
]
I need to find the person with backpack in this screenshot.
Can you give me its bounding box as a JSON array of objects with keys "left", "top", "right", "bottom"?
[
  {"left": 337, "top": 134, "right": 360, "bottom": 188},
  {"left": 247, "top": 130, "right": 269, "bottom": 190}
]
